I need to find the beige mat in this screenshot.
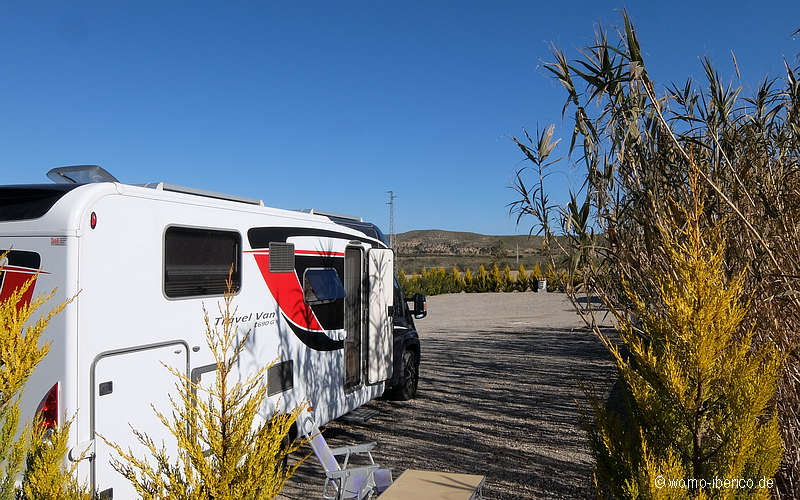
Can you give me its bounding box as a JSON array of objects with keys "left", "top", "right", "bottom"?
[{"left": 379, "top": 469, "right": 485, "bottom": 500}]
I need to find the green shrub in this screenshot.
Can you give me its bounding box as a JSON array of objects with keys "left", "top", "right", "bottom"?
[
  {"left": 475, "top": 265, "right": 489, "bottom": 293},
  {"left": 411, "top": 267, "right": 428, "bottom": 296},
  {"left": 544, "top": 265, "right": 567, "bottom": 292},
  {"left": 107, "top": 273, "right": 306, "bottom": 499},
  {"left": 397, "top": 269, "right": 412, "bottom": 297},
  {"left": 531, "top": 263, "right": 542, "bottom": 280},
  {"left": 0, "top": 254, "right": 88, "bottom": 500},
  {"left": 488, "top": 264, "right": 501, "bottom": 292},
  {"left": 463, "top": 268, "right": 475, "bottom": 293},
  {"left": 450, "top": 266, "right": 464, "bottom": 293},
  {"left": 502, "top": 266, "right": 515, "bottom": 292},
  {"left": 516, "top": 264, "right": 529, "bottom": 292},
  {"left": 436, "top": 267, "right": 448, "bottom": 294},
  {"left": 589, "top": 187, "right": 782, "bottom": 499},
  {"left": 397, "top": 263, "right": 566, "bottom": 296},
  {"left": 510, "top": 10, "right": 800, "bottom": 494}
]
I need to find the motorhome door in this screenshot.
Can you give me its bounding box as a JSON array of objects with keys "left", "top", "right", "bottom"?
[
  {"left": 343, "top": 246, "right": 363, "bottom": 390},
  {"left": 92, "top": 342, "right": 188, "bottom": 499},
  {"left": 366, "top": 248, "right": 393, "bottom": 384}
]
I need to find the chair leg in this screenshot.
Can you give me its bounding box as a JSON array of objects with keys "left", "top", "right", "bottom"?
[
  {"left": 322, "top": 478, "right": 334, "bottom": 500},
  {"left": 325, "top": 477, "right": 344, "bottom": 500},
  {"left": 336, "top": 479, "right": 345, "bottom": 500}
]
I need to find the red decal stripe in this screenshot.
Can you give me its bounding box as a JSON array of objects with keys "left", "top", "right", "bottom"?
[
  {"left": 244, "top": 249, "right": 345, "bottom": 257},
  {"left": 294, "top": 250, "right": 345, "bottom": 256},
  {"left": 252, "top": 254, "right": 323, "bottom": 331},
  {"left": 0, "top": 270, "right": 38, "bottom": 311}
]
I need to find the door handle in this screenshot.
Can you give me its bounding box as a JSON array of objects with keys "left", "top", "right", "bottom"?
[{"left": 68, "top": 439, "right": 95, "bottom": 462}]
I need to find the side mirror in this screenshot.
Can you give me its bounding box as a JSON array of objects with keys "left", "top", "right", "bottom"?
[{"left": 409, "top": 293, "right": 427, "bottom": 319}]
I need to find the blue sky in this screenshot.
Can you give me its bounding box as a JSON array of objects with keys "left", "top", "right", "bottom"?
[{"left": 2, "top": 2, "right": 799, "bottom": 235}]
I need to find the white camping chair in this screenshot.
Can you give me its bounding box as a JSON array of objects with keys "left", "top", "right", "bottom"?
[{"left": 302, "top": 415, "right": 393, "bottom": 500}]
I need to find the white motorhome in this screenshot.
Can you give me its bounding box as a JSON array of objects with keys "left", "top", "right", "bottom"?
[{"left": 0, "top": 166, "right": 416, "bottom": 499}]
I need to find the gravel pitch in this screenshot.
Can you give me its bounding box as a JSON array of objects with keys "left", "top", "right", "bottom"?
[{"left": 277, "top": 292, "right": 616, "bottom": 499}]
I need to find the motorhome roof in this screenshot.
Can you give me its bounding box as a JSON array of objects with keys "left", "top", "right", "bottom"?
[
  {"left": 296, "top": 209, "right": 363, "bottom": 222},
  {"left": 139, "top": 182, "right": 264, "bottom": 206},
  {"left": 2, "top": 168, "right": 383, "bottom": 245},
  {"left": 1, "top": 182, "right": 384, "bottom": 247},
  {"left": 45, "top": 165, "right": 265, "bottom": 207}
]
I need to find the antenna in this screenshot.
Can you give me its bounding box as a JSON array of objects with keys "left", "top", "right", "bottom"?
[{"left": 386, "top": 191, "right": 397, "bottom": 248}]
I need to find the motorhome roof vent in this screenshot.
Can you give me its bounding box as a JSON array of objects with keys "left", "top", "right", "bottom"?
[
  {"left": 47, "top": 165, "right": 119, "bottom": 184},
  {"left": 141, "top": 182, "right": 264, "bottom": 206},
  {"left": 298, "top": 209, "right": 362, "bottom": 222}
]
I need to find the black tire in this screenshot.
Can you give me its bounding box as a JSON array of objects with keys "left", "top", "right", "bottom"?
[
  {"left": 388, "top": 349, "right": 419, "bottom": 400},
  {"left": 279, "top": 423, "right": 299, "bottom": 472}
]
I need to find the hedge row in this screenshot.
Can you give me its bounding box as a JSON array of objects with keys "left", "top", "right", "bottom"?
[{"left": 397, "top": 263, "right": 569, "bottom": 297}]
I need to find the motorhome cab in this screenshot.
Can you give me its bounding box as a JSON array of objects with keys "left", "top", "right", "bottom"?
[{"left": 0, "top": 166, "right": 426, "bottom": 498}]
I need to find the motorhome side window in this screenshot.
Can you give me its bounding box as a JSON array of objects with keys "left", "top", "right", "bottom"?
[
  {"left": 303, "top": 268, "right": 346, "bottom": 305},
  {"left": 164, "top": 227, "right": 241, "bottom": 298}
]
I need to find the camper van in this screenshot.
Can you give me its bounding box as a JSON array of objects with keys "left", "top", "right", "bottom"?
[{"left": 0, "top": 166, "right": 426, "bottom": 498}]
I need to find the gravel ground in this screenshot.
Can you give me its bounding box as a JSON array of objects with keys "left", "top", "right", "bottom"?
[{"left": 278, "top": 292, "right": 616, "bottom": 499}]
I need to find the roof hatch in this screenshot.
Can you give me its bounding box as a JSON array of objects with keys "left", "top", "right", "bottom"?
[{"left": 46, "top": 165, "right": 119, "bottom": 184}]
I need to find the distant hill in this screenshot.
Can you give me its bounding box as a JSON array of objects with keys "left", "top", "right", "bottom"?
[
  {"left": 393, "top": 229, "right": 564, "bottom": 274},
  {"left": 395, "top": 229, "right": 545, "bottom": 257}
]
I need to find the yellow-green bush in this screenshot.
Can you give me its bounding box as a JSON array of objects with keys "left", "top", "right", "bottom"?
[
  {"left": 516, "top": 264, "right": 529, "bottom": 292},
  {"left": 501, "top": 266, "right": 514, "bottom": 292},
  {"left": 463, "top": 268, "right": 475, "bottom": 293},
  {"left": 451, "top": 266, "right": 464, "bottom": 293},
  {"left": 0, "top": 253, "right": 88, "bottom": 500},
  {"left": 106, "top": 273, "right": 306, "bottom": 499},
  {"left": 488, "top": 264, "right": 502, "bottom": 292},
  {"left": 589, "top": 196, "right": 783, "bottom": 499},
  {"left": 475, "top": 265, "right": 489, "bottom": 293},
  {"left": 545, "top": 265, "right": 568, "bottom": 292},
  {"left": 531, "top": 263, "right": 542, "bottom": 280},
  {"left": 397, "top": 269, "right": 410, "bottom": 295},
  {"left": 508, "top": 12, "right": 800, "bottom": 492},
  {"left": 397, "top": 263, "right": 568, "bottom": 297}
]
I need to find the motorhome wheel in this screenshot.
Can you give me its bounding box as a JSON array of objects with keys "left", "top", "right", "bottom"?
[{"left": 394, "top": 349, "right": 419, "bottom": 400}]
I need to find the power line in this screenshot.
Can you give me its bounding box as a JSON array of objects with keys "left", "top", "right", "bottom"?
[{"left": 387, "top": 191, "right": 397, "bottom": 248}]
